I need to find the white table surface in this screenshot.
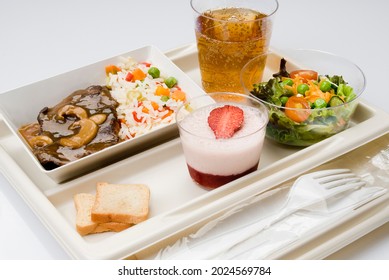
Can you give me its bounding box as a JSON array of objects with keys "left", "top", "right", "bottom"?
[{"left": 0, "top": 0, "right": 388, "bottom": 260}]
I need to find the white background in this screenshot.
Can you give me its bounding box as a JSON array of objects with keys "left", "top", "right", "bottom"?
[{"left": 0, "top": 0, "right": 388, "bottom": 259}]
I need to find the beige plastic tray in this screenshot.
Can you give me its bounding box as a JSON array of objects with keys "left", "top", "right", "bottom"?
[{"left": 0, "top": 44, "right": 388, "bottom": 259}]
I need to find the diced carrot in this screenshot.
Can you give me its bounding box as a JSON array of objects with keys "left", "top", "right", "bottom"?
[
  {"left": 155, "top": 86, "right": 170, "bottom": 96},
  {"left": 137, "top": 101, "right": 149, "bottom": 114},
  {"left": 171, "top": 90, "right": 186, "bottom": 101},
  {"left": 105, "top": 65, "right": 121, "bottom": 76},
  {"left": 141, "top": 101, "right": 159, "bottom": 114},
  {"left": 141, "top": 62, "right": 151, "bottom": 67},
  {"left": 306, "top": 94, "right": 321, "bottom": 104},
  {"left": 284, "top": 85, "right": 295, "bottom": 93},
  {"left": 125, "top": 72, "right": 134, "bottom": 82},
  {"left": 131, "top": 68, "right": 146, "bottom": 81},
  {"left": 161, "top": 109, "right": 173, "bottom": 119},
  {"left": 306, "top": 89, "right": 333, "bottom": 104},
  {"left": 324, "top": 92, "right": 334, "bottom": 103},
  {"left": 151, "top": 101, "right": 160, "bottom": 110}
]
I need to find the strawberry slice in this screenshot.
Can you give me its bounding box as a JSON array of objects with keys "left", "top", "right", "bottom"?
[{"left": 208, "top": 105, "right": 244, "bottom": 139}]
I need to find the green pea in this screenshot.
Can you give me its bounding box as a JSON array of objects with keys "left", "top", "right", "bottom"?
[
  {"left": 165, "top": 77, "right": 177, "bottom": 88},
  {"left": 161, "top": 95, "right": 170, "bottom": 102},
  {"left": 280, "top": 96, "right": 289, "bottom": 106},
  {"left": 148, "top": 67, "right": 160, "bottom": 78},
  {"left": 320, "top": 80, "right": 332, "bottom": 92},
  {"left": 281, "top": 79, "right": 293, "bottom": 87},
  {"left": 314, "top": 98, "right": 327, "bottom": 108},
  {"left": 297, "top": 84, "right": 309, "bottom": 95}
]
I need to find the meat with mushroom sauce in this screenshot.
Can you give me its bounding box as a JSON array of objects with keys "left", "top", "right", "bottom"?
[{"left": 19, "top": 85, "right": 120, "bottom": 170}]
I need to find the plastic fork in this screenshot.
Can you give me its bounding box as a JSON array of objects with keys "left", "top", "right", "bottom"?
[
  {"left": 268, "top": 168, "right": 367, "bottom": 221},
  {"left": 218, "top": 169, "right": 367, "bottom": 258},
  {"left": 174, "top": 169, "right": 366, "bottom": 259}
]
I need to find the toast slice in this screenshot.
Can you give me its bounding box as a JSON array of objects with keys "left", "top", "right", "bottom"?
[
  {"left": 91, "top": 182, "right": 150, "bottom": 224},
  {"left": 74, "top": 193, "right": 131, "bottom": 236}
]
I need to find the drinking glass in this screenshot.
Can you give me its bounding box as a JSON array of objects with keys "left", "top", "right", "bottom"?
[{"left": 191, "top": 0, "right": 278, "bottom": 93}]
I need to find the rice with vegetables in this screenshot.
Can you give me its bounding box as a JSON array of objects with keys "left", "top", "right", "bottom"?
[{"left": 106, "top": 57, "right": 187, "bottom": 140}]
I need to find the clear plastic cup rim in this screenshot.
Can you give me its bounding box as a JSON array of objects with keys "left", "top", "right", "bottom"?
[{"left": 176, "top": 92, "right": 269, "bottom": 140}]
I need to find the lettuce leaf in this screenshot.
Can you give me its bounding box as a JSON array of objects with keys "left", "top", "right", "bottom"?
[{"left": 251, "top": 77, "right": 290, "bottom": 106}]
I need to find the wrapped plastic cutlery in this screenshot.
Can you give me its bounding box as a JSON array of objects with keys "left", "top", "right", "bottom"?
[{"left": 155, "top": 169, "right": 387, "bottom": 260}]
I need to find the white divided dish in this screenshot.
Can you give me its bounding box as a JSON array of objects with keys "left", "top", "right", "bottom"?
[
  {"left": 0, "top": 45, "right": 206, "bottom": 183},
  {"left": 0, "top": 44, "right": 388, "bottom": 259}
]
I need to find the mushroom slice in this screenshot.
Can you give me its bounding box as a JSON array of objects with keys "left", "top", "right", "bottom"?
[
  {"left": 59, "top": 119, "right": 98, "bottom": 149},
  {"left": 89, "top": 114, "right": 107, "bottom": 125},
  {"left": 29, "top": 135, "right": 53, "bottom": 148},
  {"left": 57, "top": 105, "right": 88, "bottom": 121}
]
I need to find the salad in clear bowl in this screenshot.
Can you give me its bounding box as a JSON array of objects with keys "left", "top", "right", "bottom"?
[{"left": 241, "top": 49, "right": 366, "bottom": 146}]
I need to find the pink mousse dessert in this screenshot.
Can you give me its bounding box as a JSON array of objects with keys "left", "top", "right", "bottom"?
[{"left": 177, "top": 93, "right": 268, "bottom": 189}]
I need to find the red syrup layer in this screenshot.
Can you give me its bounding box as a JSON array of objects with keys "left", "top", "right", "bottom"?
[{"left": 187, "top": 162, "right": 259, "bottom": 189}]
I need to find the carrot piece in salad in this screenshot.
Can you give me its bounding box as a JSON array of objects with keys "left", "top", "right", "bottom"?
[
  {"left": 141, "top": 101, "right": 159, "bottom": 114},
  {"left": 305, "top": 81, "right": 334, "bottom": 103},
  {"left": 131, "top": 68, "right": 147, "bottom": 81},
  {"left": 142, "top": 107, "right": 149, "bottom": 114},
  {"left": 151, "top": 101, "right": 160, "bottom": 110},
  {"left": 171, "top": 90, "right": 186, "bottom": 101},
  {"left": 155, "top": 86, "right": 170, "bottom": 96},
  {"left": 105, "top": 65, "right": 121, "bottom": 75},
  {"left": 141, "top": 62, "right": 151, "bottom": 67},
  {"left": 161, "top": 109, "right": 173, "bottom": 119},
  {"left": 305, "top": 91, "right": 331, "bottom": 104}
]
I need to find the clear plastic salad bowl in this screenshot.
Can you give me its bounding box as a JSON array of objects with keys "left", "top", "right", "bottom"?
[{"left": 240, "top": 49, "right": 366, "bottom": 146}]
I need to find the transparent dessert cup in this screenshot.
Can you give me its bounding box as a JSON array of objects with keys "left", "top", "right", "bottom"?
[{"left": 176, "top": 92, "right": 269, "bottom": 189}]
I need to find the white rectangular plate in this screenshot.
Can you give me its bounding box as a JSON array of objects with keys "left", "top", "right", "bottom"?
[
  {"left": 0, "top": 44, "right": 388, "bottom": 259},
  {"left": 0, "top": 45, "right": 206, "bottom": 183}
]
